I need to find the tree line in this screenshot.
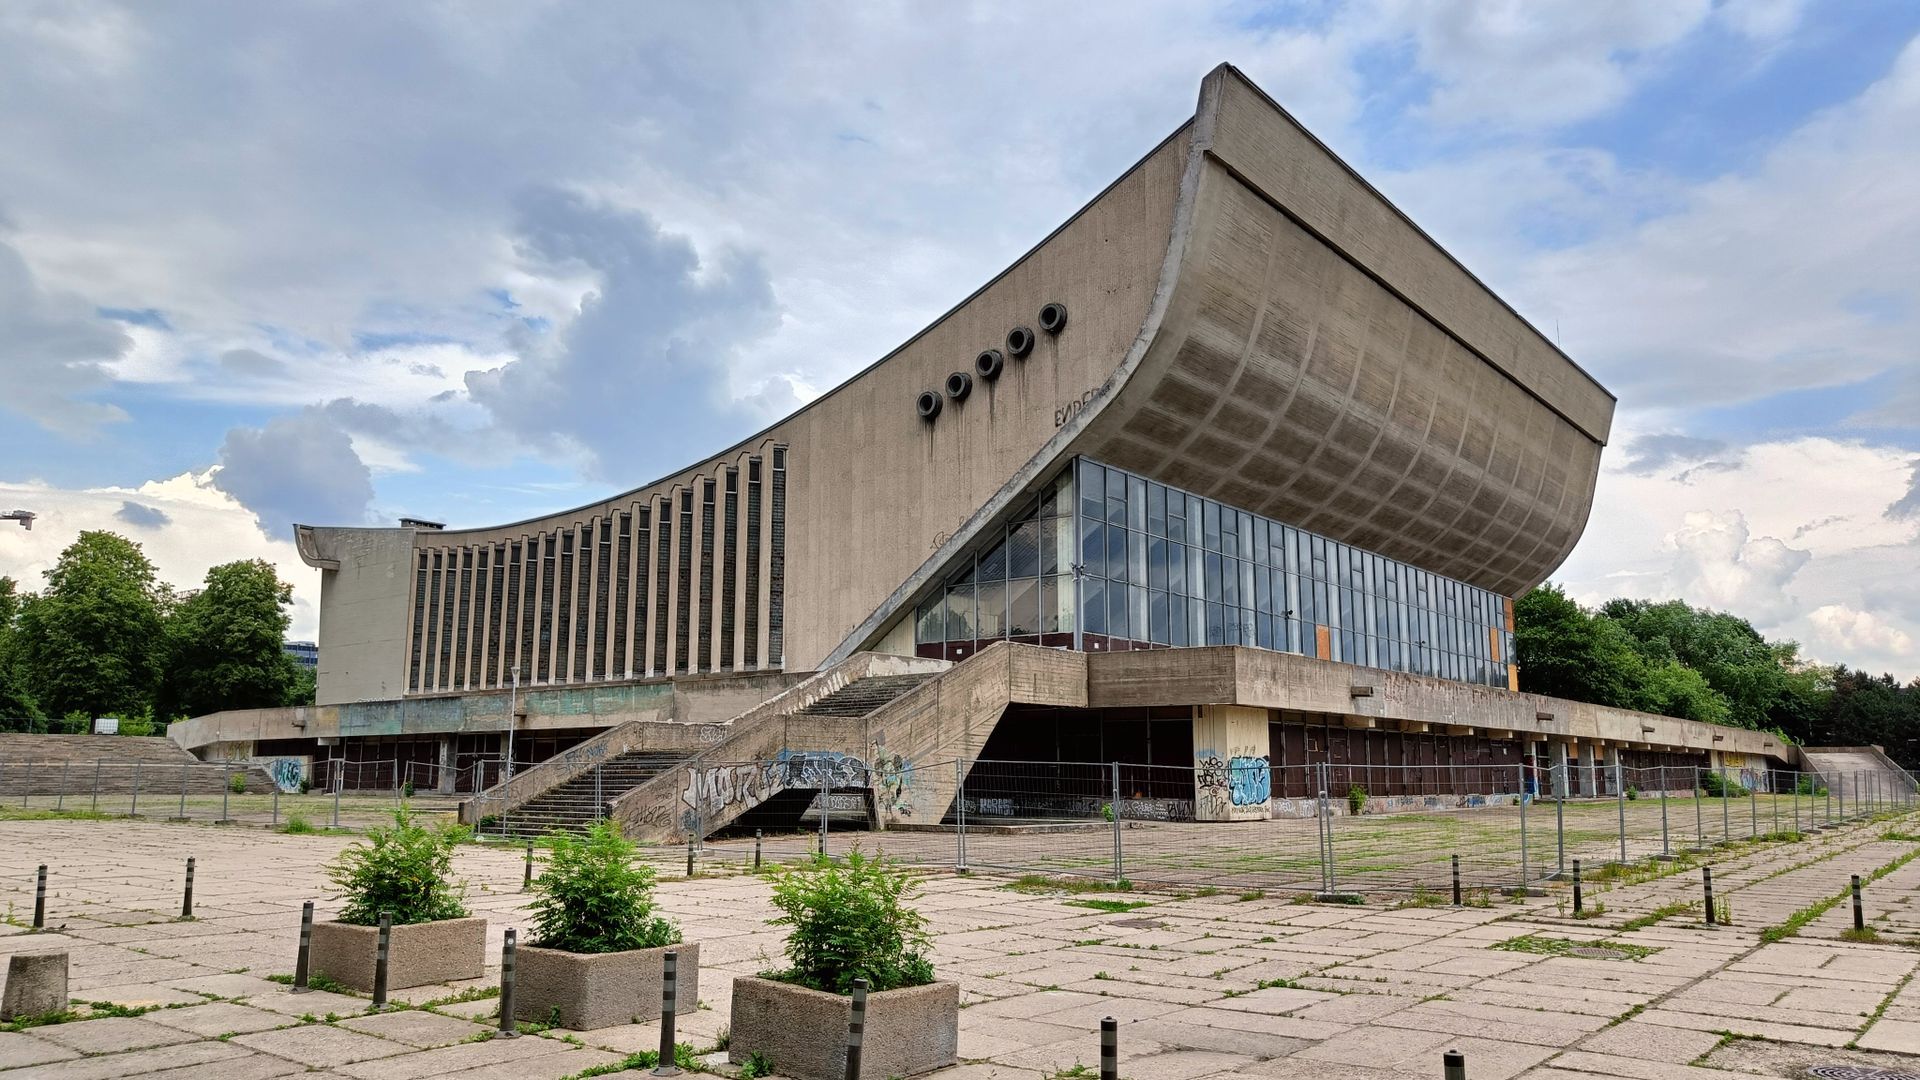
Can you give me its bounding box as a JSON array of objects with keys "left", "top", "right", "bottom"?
[
  {"left": 1515, "top": 584, "right": 1920, "bottom": 759},
  {"left": 0, "top": 531, "right": 314, "bottom": 734}
]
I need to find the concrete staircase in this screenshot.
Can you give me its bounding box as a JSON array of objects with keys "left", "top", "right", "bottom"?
[
  {"left": 795, "top": 674, "right": 938, "bottom": 717},
  {"left": 486, "top": 750, "right": 688, "bottom": 838},
  {"left": 1800, "top": 747, "right": 1919, "bottom": 802},
  {"left": 0, "top": 734, "right": 275, "bottom": 795}
]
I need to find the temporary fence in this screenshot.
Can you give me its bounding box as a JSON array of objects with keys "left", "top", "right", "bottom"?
[
  {"left": 675, "top": 757, "right": 1916, "bottom": 897},
  {"left": 0, "top": 756, "right": 466, "bottom": 829}
]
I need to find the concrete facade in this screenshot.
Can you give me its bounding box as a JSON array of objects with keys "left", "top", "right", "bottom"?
[{"left": 296, "top": 64, "right": 1609, "bottom": 713}]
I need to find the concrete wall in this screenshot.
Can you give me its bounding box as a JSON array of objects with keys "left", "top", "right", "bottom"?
[
  {"left": 302, "top": 527, "right": 415, "bottom": 706},
  {"left": 1193, "top": 704, "right": 1270, "bottom": 821},
  {"left": 169, "top": 668, "right": 810, "bottom": 753}
]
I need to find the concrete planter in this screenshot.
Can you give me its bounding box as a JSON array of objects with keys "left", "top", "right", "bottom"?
[
  {"left": 516, "top": 941, "right": 698, "bottom": 1031},
  {"left": 730, "top": 976, "right": 957, "bottom": 1080},
  {"left": 308, "top": 916, "right": 487, "bottom": 992}
]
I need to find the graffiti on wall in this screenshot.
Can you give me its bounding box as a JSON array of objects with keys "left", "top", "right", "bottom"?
[
  {"left": 262, "top": 757, "right": 309, "bottom": 793},
  {"left": 1196, "top": 746, "right": 1271, "bottom": 821},
  {"left": 872, "top": 750, "right": 916, "bottom": 817},
  {"left": 1228, "top": 755, "right": 1271, "bottom": 806},
  {"left": 1195, "top": 751, "right": 1231, "bottom": 819},
  {"left": 674, "top": 749, "right": 877, "bottom": 834}
]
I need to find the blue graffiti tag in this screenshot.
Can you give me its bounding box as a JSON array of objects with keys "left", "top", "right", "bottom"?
[{"left": 1227, "top": 755, "right": 1271, "bottom": 806}]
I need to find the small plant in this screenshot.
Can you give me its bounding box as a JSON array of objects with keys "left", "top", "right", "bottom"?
[
  {"left": 326, "top": 806, "right": 470, "bottom": 926},
  {"left": 297, "top": 777, "right": 312, "bottom": 795},
  {"left": 527, "top": 820, "right": 679, "bottom": 954},
  {"left": 766, "top": 848, "right": 933, "bottom": 995},
  {"left": 1795, "top": 775, "right": 1828, "bottom": 796},
  {"left": 1100, "top": 802, "right": 1115, "bottom": 823},
  {"left": 279, "top": 814, "right": 316, "bottom": 835},
  {"left": 402, "top": 780, "right": 416, "bottom": 799},
  {"left": 1625, "top": 786, "right": 1640, "bottom": 801},
  {"left": 1347, "top": 785, "right": 1367, "bottom": 816},
  {"left": 1702, "top": 772, "right": 1750, "bottom": 799},
  {"left": 739, "top": 1051, "right": 774, "bottom": 1079},
  {"left": 228, "top": 773, "right": 247, "bottom": 795}
]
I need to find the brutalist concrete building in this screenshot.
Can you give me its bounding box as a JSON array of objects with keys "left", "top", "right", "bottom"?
[{"left": 175, "top": 66, "right": 1794, "bottom": 830}]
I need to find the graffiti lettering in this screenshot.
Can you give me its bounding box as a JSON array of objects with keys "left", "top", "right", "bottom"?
[
  {"left": 1227, "top": 755, "right": 1271, "bottom": 806},
  {"left": 1055, "top": 389, "right": 1097, "bottom": 428}
]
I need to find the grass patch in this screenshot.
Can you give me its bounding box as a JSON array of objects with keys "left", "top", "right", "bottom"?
[
  {"left": 1617, "top": 901, "right": 1696, "bottom": 933},
  {"left": 1066, "top": 898, "right": 1153, "bottom": 914},
  {"left": 1005, "top": 875, "right": 1132, "bottom": 895},
  {"left": 1490, "top": 934, "right": 1657, "bottom": 961},
  {"left": 1840, "top": 927, "right": 1882, "bottom": 943},
  {"left": 1759, "top": 843, "right": 1920, "bottom": 943}
]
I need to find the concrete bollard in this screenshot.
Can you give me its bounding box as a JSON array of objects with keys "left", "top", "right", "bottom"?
[
  {"left": 371, "top": 912, "right": 392, "bottom": 1010},
  {"left": 1100, "top": 1016, "right": 1118, "bottom": 1080},
  {"left": 181, "top": 857, "right": 195, "bottom": 919},
  {"left": 293, "top": 901, "right": 314, "bottom": 992},
  {"left": 523, "top": 840, "right": 534, "bottom": 890},
  {"left": 653, "top": 949, "right": 680, "bottom": 1075},
  {"left": 1572, "top": 859, "right": 1583, "bottom": 916},
  {"left": 498, "top": 928, "right": 519, "bottom": 1037},
  {"left": 1704, "top": 867, "right": 1715, "bottom": 926},
  {"left": 1451, "top": 854, "right": 1462, "bottom": 906},
  {"left": 1444, "top": 1048, "right": 1467, "bottom": 1080},
  {"left": 32, "top": 865, "right": 46, "bottom": 930},
  {"left": 686, "top": 839, "right": 695, "bottom": 878},
  {"left": 844, "top": 976, "right": 868, "bottom": 1080},
  {"left": 0, "top": 951, "right": 68, "bottom": 1021},
  {"left": 755, "top": 829, "right": 763, "bottom": 871},
  {"left": 1853, "top": 874, "right": 1865, "bottom": 932}
]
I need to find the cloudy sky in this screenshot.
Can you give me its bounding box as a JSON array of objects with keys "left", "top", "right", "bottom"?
[{"left": 1, "top": 1, "right": 1917, "bottom": 678}]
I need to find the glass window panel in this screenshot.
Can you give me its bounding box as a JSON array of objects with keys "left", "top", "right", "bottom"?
[
  {"left": 1150, "top": 590, "right": 1170, "bottom": 645},
  {"left": 1205, "top": 603, "right": 1225, "bottom": 646},
  {"left": 1220, "top": 508, "right": 1236, "bottom": 558},
  {"left": 976, "top": 531, "right": 1007, "bottom": 581},
  {"left": 1007, "top": 519, "right": 1041, "bottom": 578},
  {"left": 1239, "top": 512, "right": 1255, "bottom": 562},
  {"left": 1147, "top": 537, "right": 1169, "bottom": 591},
  {"left": 1006, "top": 578, "right": 1038, "bottom": 637},
  {"left": 1257, "top": 613, "right": 1274, "bottom": 650},
  {"left": 1039, "top": 518, "right": 1060, "bottom": 576},
  {"left": 1166, "top": 491, "right": 1185, "bottom": 537},
  {"left": 1106, "top": 467, "right": 1127, "bottom": 525},
  {"left": 1079, "top": 460, "right": 1105, "bottom": 520},
  {"left": 975, "top": 581, "right": 1006, "bottom": 640},
  {"left": 1081, "top": 576, "right": 1107, "bottom": 635},
  {"left": 945, "top": 585, "right": 974, "bottom": 642},
  {"left": 1147, "top": 484, "right": 1166, "bottom": 537},
  {"left": 915, "top": 598, "right": 942, "bottom": 644},
  {"left": 1256, "top": 565, "right": 1273, "bottom": 614},
  {"left": 1221, "top": 557, "right": 1238, "bottom": 607},
  {"left": 1204, "top": 551, "right": 1222, "bottom": 603},
  {"left": 1128, "top": 476, "right": 1147, "bottom": 532},
  {"left": 1080, "top": 519, "right": 1106, "bottom": 579},
  {"left": 1190, "top": 585, "right": 1207, "bottom": 643},
  {"left": 1254, "top": 518, "right": 1270, "bottom": 565},
  {"left": 1169, "top": 594, "right": 1188, "bottom": 647},
  {"left": 1188, "top": 544, "right": 1204, "bottom": 602},
  {"left": 1203, "top": 501, "right": 1221, "bottom": 552},
  {"left": 1108, "top": 577, "right": 1130, "bottom": 638},
  {"left": 1108, "top": 527, "right": 1128, "bottom": 582},
  {"left": 1240, "top": 558, "right": 1255, "bottom": 616},
  {"left": 1128, "top": 530, "right": 1147, "bottom": 586},
  {"left": 1167, "top": 541, "right": 1186, "bottom": 593},
  {"left": 1042, "top": 575, "right": 1073, "bottom": 634},
  {"left": 947, "top": 553, "right": 976, "bottom": 585},
  {"left": 1130, "top": 585, "right": 1148, "bottom": 643},
  {"left": 1187, "top": 494, "right": 1205, "bottom": 545}
]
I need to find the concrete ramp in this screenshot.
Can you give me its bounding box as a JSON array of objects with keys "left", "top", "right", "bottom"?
[{"left": 1800, "top": 746, "right": 1917, "bottom": 801}]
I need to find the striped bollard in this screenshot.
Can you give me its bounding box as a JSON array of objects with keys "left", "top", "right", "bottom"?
[
  {"left": 653, "top": 949, "right": 679, "bottom": 1074},
  {"left": 1100, "top": 1016, "right": 1117, "bottom": 1080},
  {"left": 844, "top": 977, "right": 868, "bottom": 1080},
  {"left": 498, "top": 928, "right": 519, "bottom": 1037},
  {"left": 181, "top": 856, "right": 195, "bottom": 918},
  {"left": 1703, "top": 868, "right": 1715, "bottom": 926},
  {"left": 1571, "top": 859, "right": 1583, "bottom": 916},
  {"left": 371, "top": 912, "right": 392, "bottom": 1010},
  {"left": 32, "top": 864, "right": 46, "bottom": 929},
  {"left": 292, "top": 901, "right": 314, "bottom": 992},
  {"left": 1444, "top": 1048, "right": 1467, "bottom": 1079}
]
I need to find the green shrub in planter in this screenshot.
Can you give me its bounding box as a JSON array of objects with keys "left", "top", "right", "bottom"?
[
  {"left": 767, "top": 848, "right": 932, "bottom": 994},
  {"left": 326, "top": 806, "right": 470, "bottom": 926},
  {"left": 528, "top": 820, "right": 680, "bottom": 953}
]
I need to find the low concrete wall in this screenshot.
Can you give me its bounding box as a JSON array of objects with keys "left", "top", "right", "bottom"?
[{"left": 169, "top": 668, "right": 811, "bottom": 753}]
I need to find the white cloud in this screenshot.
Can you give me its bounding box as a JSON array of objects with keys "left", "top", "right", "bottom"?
[
  {"left": 0, "top": 471, "right": 319, "bottom": 639},
  {"left": 1807, "top": 604, "right": 1915, "bottom": 662},
  {"left": 0, "top": 235, "right": 131, "bottom": 434},
  {"left": 1662, "top": 509, "right": 1809, "bottom": 624}
]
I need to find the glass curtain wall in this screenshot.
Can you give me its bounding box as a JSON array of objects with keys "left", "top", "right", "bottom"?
[{"left": 915, "top": 457, "right": 1516, "bottom": 689}]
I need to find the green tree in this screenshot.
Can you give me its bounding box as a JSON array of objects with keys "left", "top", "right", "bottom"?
[
  {"left": 0, "top": 577, "right": 45, "bottom": 731},
  {"left": 1601, "top": 599, "right": 1788, "bottom": 730},
  {"left": 1513, "top": 584, "right": 1642, "bottom": 708},
  {"left": 16, "top": 532, "right": 166, "bottom": 720},
  {"left": 156, "top": 559, "right": 300, "bottom": 720}
]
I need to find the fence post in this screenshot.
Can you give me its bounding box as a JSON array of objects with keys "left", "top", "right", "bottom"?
[
  {"left": 179, "top": 765, "right": 189, "bottom": 820},
  {"left": 1659, "top": 766, "right": 1671, "bottom": 858},
  {"left": 1838, "top": 772, "right": 1846, "bottom": 822},
  {"left": 1772, "top": 776, "right": 1779, "bottom": 836},
  {"left": 1322, "top": 761, "right": 1339, "bottom": 896},
  {"left": 1110, "top": 761, "right": 1124, "bottom": 886},
  {"left": 1719, "top": 766, "right": 1730, "bottom": 840},
  {"left": 1614, "top": 760, "right": 1626, "bottom": 865},
  {"left": 1694, "top": 768, "right": 1705, "bottom": 850},
  {"left": 1518, "top": 764, "right": 1530, "bottom": 890},
  {"left": 272, "top": 785, "right": 280, "bottom": 827},
  {"left": 1554, "top": 761, "right": 1565, "bottom": 878},
  {"left": 56, "top": 760, "right": 67, "bottom": 811},
  {"left": 818, "top": 771, "right": 829, "bottom": 856},
  {"left": 221, "top": 765, "right": 231, "bottom": 823},
  {"left": 593, "top": 763, "right": 603, "bottom": 823},
  {"left": 955, "top": 759, "right": 968, "bottom": 873},
  {"left": 131, "top": 761, "right": 140, "bottom": 817},
  {"left": 1794, "top": 773, "right": 1801, "bottom": 835},
  {"left": 19, "top": 760, "right": 27, "bottom": 808},
  {"left": 332, "top": 769, "right": 341, "bottom": 829},
  {"left": 1749, "top": 776, "right": 1757, "bottom": 839},
  {"left": 1316, "top": 767, "right": 1332, "bottom": 896},
  {"left": 92, "top": 759, "right": 101, "bottom": 813}
]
